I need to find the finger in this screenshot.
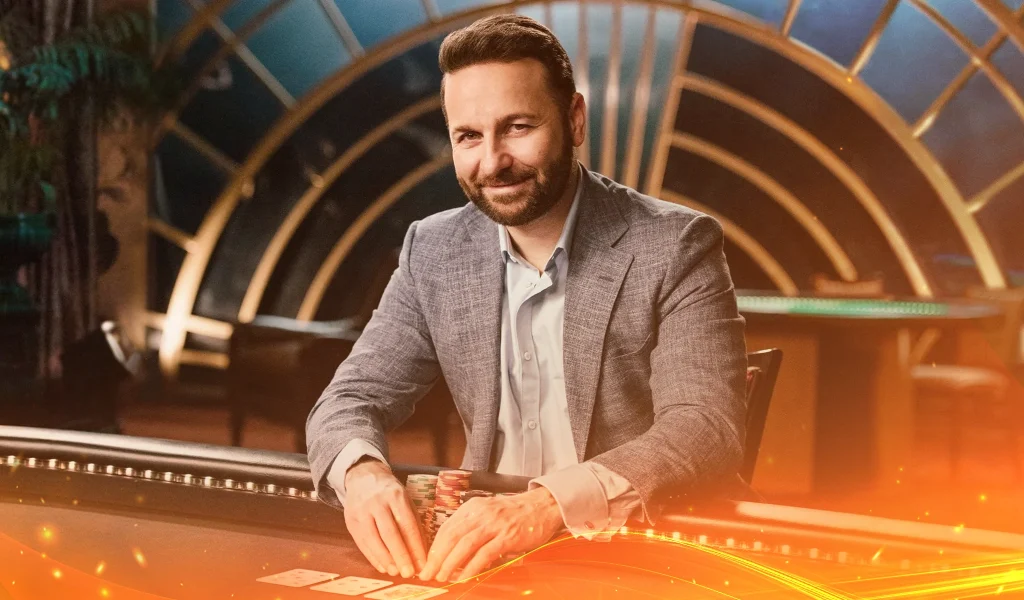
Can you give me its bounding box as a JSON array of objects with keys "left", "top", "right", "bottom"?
[
  {"left": 437, "top": 530, "right": 491, "bottom": 583},
  {"left": 392, "top": 494, "right": 427, "bottom": 570},
  {"left": 349, "top": 516, "right": 392, "bottom": 575},
  {"left": 419, "top": 511, "right": 461, "bottom": 580},
  {"left": 458, "top": 539, "right": 505, "bottom": 581},
  {"left": 373, "top": 504, "right": 417, "bottom": 578}
]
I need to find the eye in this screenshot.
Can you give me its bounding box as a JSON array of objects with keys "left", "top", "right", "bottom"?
[
  {"left": 457, "top": 132, "right": 480, "bottom": 143},
  {"left": 509, "top": 123, "right": 531, "bottom": 132}
]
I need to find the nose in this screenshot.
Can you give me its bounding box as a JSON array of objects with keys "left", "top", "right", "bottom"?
[{"left": 479, "top": 137, "right": 513, "bottom": 181}]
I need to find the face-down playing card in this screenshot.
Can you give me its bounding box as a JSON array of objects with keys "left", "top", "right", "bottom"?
[
  {"left": 256, "top": 568, "right": 339, "bottom": 587},
  {"left": 364, "top": 583, "right": 449, "bottom": 599}
]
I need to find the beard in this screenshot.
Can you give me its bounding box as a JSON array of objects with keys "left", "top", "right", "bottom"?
[{"left": 457, "top": 134, "right": 575, "bottom": 227}]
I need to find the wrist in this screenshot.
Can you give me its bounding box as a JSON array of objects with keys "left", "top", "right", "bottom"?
[
  {"left": 344, "top": 456, "right": 390, "bottom": 488},
  {"left": 525, "top": 486, "right": 564, "bottom": 533}
]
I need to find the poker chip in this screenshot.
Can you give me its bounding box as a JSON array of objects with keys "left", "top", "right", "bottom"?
[
  {"left": 434, "top": 470, "right": 471, "bottom": 511},
  {"left": 405, "top": 474, "right": 438, "bottom": 541},
  {"left": 430, "top": 470, "right": 472, "bottom": 538},
  {"left": 460, "top": 489, "right": 495, "bottom": 503}
]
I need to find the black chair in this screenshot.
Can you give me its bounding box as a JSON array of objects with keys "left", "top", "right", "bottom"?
[
  {"left": 227, "top": 315, "right": 457, "bottom": 461},
  {"left": 740, "top": 348, "right": 784, "bottom": 483},
  {"left": 227, "top": 317, "right": 362, "bottom": 452}
]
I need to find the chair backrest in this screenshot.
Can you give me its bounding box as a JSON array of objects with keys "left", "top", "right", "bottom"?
[
  {"left": 811, "top": 273, "right": 888, "bottom": 299},
  {"left": 965, "top": 285, "right": 1024, "bottom": 365},
  {"left": 741, "top": 348, "right": 784, "bottom": 483}
]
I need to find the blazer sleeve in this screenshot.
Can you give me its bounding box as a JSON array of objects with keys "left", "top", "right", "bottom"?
[
  {"left": 306, "top": 221, "right": 441, "bottom": 509},
  {"left": 590, "top": 214, "right": 747, "bottom": 520}
]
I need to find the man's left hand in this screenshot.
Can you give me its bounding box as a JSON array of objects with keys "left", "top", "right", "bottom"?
[{"left": 419, "top": 487, "right": 564, "bottom": 582}]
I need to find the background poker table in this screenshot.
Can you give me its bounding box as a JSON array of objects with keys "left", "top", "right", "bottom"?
[
  {"left": 737, "top": 292, "right": 1006, "bottom": 496},
  {"left": 3, "top": 426, "right": 1024, "bottom": 599},
  {"left": 736, "top": 293, "right": 1004, "bottom": 327}
]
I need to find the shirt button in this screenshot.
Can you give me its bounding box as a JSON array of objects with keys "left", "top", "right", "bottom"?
[
  {"left": 527, "top": 420, "right": 537, "bottom": 430},
  {"left": 523, "top": 351, "right": 532, "bottom": 361}
]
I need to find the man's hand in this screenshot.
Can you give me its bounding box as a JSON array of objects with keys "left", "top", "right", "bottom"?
[
  {"left": 419, "top": 487, "right": 564, "bottom": 582},
  {"left": 343, "top": 459, "right": 427, "bottom": 578}
]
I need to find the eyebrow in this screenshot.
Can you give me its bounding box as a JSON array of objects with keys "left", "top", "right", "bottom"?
[{"left": 450, "top": 112, "right": 541, "bottom": 135}]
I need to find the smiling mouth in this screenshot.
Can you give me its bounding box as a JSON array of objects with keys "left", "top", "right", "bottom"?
[{"left": 485, "top": 179, "right": 529, "bottom": 190}]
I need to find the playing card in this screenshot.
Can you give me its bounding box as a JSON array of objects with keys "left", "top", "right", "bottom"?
[
  {"left": 364, "top": 583, "right": 449, "bottom": 599},
  {"left": 309, "top": 576, "right": 394, "bottom": 595},
  {"left": 256, "top": 568, "right": 339, "bottom": 587}
]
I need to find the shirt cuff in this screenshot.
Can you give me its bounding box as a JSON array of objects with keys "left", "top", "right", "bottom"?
[
  {"left": 325, "top": 438, "right": 388, "bottom": 507},
  {"left": 530, "top": 463, "right": 627, "bottom": 541}
]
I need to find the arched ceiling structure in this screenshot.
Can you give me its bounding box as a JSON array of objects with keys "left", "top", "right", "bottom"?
[{"left": 151, "top": 0, "right": 1024, "bottom": 377}]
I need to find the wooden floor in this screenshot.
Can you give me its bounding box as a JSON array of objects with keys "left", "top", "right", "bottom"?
[{"left": 118, "top": 402, "right": 1024, "bottom": 534}]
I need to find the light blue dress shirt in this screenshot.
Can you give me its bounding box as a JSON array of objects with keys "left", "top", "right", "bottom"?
[{"left": 328, "top": 170, "right": 640, "bottom": 539}]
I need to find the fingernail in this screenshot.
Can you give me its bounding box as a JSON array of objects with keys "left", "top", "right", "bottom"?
[
  {"left": 387, "top": 566, "right": 398, "bottom": 577},
  {"left": 376, "top": 564, "right": 386, "bottom": 574},
  {"left": 401, "top": 566, "right": 413, "bottom": 578}
]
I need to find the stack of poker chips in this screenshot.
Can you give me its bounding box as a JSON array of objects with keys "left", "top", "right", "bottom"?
[
  {"left": 405, "top": 474, "right": 438, "bottom": 541},
  {"left": 432, "top": 469, "right": 472, "bottom": 534}
]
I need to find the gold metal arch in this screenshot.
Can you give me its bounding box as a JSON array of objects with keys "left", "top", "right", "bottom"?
[
  {"left": 670, "top": 132, "right": 859, "bottom": 282},
  {"left": 297, "top": 153, "right": 454, "bottom": 321},
  {"left": 237, "top": 96, "right": 443, "bottom": 323},
  {"left": 975, "top": 0, "right": 1024, "bottom": 54},
  {"left": 680, "top": 73, "right": 933, "bottom": 296},
  {"left": 676, "top": 3, "right": 1006, "bottom": 288},
  {"left": 155, "top": 0, "right": 298, "bottom": 151},
  {"left": 157, "top": 0, "right": 235, "bottom": 66},
  {"left": 660, "top": 190, "right": 799, "bottom": 295},
  {"left": 622, "top": 5, "right": 660, "bottom": 189},
  {"left": 155, "top": 0, "right": 1012, "bottom": 377},
  {"left": 906, "top": 0, "right": 1024, "bottom": 135},
  {"left": 912, "top": 4, "right": 1024, "bottom": 138}
]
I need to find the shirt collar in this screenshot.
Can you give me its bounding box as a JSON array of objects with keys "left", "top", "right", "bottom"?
[{"left": 498, "top": 167, "right": 584, "bottom": 266}]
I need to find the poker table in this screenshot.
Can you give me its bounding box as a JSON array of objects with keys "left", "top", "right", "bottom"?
[
  {"left": 737, "top": 292, "right": 1004, "bottom": 495},
  {"left": 4, "top": 426, "right": 1024, "bottom": 599}
]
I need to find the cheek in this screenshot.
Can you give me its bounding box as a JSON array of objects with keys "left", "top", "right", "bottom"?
[
  {"left": 508, "top": 135, "right": 554, "bottom": 168},
  {"left": 452, "top": 152, "right": 478, "bottom": 181}
]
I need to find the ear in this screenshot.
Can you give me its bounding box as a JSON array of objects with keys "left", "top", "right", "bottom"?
[{"left": 568, "top": 92, "right": 587, "bottom": 148}]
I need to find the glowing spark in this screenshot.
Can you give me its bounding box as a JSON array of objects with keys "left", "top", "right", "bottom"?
[
  {"left": 522, "top": 591, "right": 533, "bottom": 596},
  {"left": 95, "top": 561, "right": 106, "bottom": 575},
  {"left": 39, "top": 526, "right": 54, "bottom": 541},
  {"left": 979, "top": 494, "right": 988, "bottom": 502},
  {"left": 133, "top": 547, "right": 147, "bottom": 567},
  {"left": 872, "top": 548, "right": 885, "bottom": 562},
  {"left": 101, "top": 588, "right": 110, "bottom": 597},
  {"left": 52, "top": 569, "right": 62, "bottom": 579}
]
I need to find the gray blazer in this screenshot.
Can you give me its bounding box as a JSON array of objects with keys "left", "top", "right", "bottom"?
[{"left": 306, "top": 167, "right": 748, "bottom": 515}]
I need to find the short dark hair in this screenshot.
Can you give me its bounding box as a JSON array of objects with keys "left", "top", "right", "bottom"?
[{"left": 438, "top": 14, "right": 576, "bottom": 121}]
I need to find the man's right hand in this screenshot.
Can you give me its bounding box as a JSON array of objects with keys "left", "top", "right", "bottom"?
[{"left": 343, "top": 459, "right": 427, "bottom": 578}]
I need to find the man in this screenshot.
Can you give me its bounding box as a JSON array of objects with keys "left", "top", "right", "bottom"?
[{"left": 306, "top": 14, "right": 747, "bottom": 584}]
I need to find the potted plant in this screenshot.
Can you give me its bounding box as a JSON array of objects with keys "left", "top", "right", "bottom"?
[{"left": 0, "top": 4, "right": 176, "bottom": 379}]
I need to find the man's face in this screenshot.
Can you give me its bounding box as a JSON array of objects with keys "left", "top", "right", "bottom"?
[{"left": 444, "top": 59, "right": 584, "bottom": 227}]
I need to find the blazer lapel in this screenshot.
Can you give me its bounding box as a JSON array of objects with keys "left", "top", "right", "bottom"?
[
  {"left": 563, "top": 171, "right": 632, "bottom": 462},
  {"left": 445, "top": 208, "right": 504, "bottom": 471}
]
